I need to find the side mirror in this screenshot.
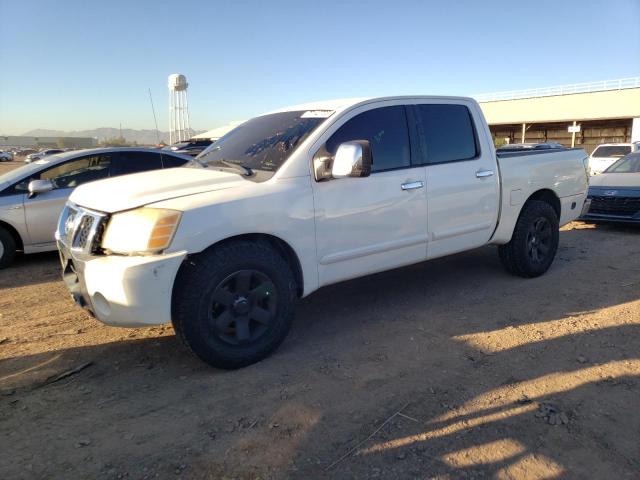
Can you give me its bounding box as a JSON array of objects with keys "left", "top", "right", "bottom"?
[
  {"left": 331, "top": 140, "right": 372, "bottom": 179},
  {"left": 28, "top": 179, "right": 54, "bottom": 198}
]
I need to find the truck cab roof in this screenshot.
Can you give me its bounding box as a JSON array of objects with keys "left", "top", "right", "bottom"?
[{"left": 264, "top": 95, "right": 478, "bottom": 117}]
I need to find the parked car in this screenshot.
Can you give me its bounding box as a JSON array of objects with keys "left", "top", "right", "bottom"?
[
  {"left": 163, "top": 139, "right": 214, "bottom": 157},
  {"left": 25, "top": 149, "right": 65, "bottom": 163},
  {"left": 15, "top": 148, "right": 37, "bottom": 158},
  {"left": 580, "top": 152, "right": 640, "bottom": 223},
  {"left": 588, "top": 143, "right": 640, "bottom": 175},
  {"left": 0, "top": 150, "right": 13, "bottom": 162},
  {"left": 0, "top": 147, "right": 192, "bottom": 267},
  {"left": 57, "top": 96, "right": 589, "bottom": 369},
  {"left": 497, "top": 142, "right": 564, "bottom": 152}
]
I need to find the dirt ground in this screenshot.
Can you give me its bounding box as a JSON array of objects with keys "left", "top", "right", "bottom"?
[{"left": 1, "top": 159, "right": 639, "bottom": 479}]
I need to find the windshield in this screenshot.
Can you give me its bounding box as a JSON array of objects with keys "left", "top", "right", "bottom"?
[
  {"left": 604, "top": 153, "right": 640, "bottom": 173},
  {"left": 195, "top": 110, "right": 331, "bottom": 177},
  {"left": 592, "top": 145, "right": 632, "bottom": 158}
]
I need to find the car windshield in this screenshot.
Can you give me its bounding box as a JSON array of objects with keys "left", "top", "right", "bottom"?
[
  {"left": 604, "top": 153, "right": 640, "bottom": 173},
  {"left": 592, "top": 145, "right": 632, "bottom": 158},
  {"left": 194, "top": 110, "right": 331, "bottom": 177}
]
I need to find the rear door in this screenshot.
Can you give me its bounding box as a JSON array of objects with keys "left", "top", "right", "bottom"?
[{"left": 411, "top": 101, "right": 499, "bottom": 259}]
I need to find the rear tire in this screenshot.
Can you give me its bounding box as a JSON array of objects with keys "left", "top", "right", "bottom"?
[
  {"left": 498, "top": 200, "right": 559, "bottom": 278},
  {"left": 0, "top": 227, "right": 17, "bottom": 269},
  {"left": 172, "top": 240, "right": 297, "bottom": 369}
]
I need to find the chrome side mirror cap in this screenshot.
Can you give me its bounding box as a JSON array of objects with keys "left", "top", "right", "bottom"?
[
  {"left": 28, "top": 179, "right": 54, "bottom": 197},
  {"left": 331, "top": 140, "right": 372, "bottom": 179}
]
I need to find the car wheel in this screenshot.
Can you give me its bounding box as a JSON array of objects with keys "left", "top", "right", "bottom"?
[
  {"left": 172, "top": 240, "right": 297, "bottom": 369},
  {"left": 498, "top": 200, "right": 559, "bottom": 278},
  {"left": 0, "top": 227, "right": 17, "bottom": 269}
]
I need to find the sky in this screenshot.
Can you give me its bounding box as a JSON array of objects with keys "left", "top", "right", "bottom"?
[{"left": 0, "top": 0, "right": 639, "bottom": 135}]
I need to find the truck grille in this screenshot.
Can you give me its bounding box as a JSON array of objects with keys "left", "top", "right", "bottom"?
[
  {"left": 57, "top": 204, "right": 108, "bottom": 255},
  {"left": 589, "top": 196, "right": 640, "bottom": 217},
  {"left": 75, "top": 216, "right": 94, "bottom": 249}
]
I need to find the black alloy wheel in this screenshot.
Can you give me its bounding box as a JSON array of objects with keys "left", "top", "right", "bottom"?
[
  {"left": 172, "top": 240, "right": 297, "bottom": 369},
  {"left": 498, "top": 200, "right": 559, "bottom": 278},
  {"left": 526, "top": 217, "right": 552, "bottom": 264},
  {"left": 209, "top": 269, "right": 278, "bottom": 345}
]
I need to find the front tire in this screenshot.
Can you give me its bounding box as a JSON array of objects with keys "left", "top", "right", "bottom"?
[
  {"left": 498, "top": 200, "right": 559, "bottom": 278},
  {"left": 172, "top": 240, "right": 297, "bottom": 369},
  {"left": 0, "top": 227, "right": 17, "bottom": 269}
]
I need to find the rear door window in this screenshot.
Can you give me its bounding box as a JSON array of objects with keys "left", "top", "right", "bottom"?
[
  {"left": 412, "top": 104, "right": 479, "bottom": 164},
  {"left": 111, "top": 151, "right": 163, "bottom": 176},
  {"left": 325, "top": 105, "right": 411, "bottom": 172}
]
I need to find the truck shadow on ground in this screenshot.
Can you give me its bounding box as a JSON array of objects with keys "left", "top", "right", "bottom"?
[
  {"left": 0, "top": 251, "right": 59, "bottom": 289},
  {"left": 1, "top": 225, "right": 639, "bottom": 478}
]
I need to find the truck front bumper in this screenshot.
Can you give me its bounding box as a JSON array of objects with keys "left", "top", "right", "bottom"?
[{"left": 58, "top": 242, "right": 186, "bottom": 327}]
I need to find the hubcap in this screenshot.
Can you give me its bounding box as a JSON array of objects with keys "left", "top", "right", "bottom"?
[
  {"left": 232, "top": 297, "right": 251, "bottom": 316},
  {"left": 526, "top": 217, "right": 551, "bottom": 264},
  {"left": 208, "top": 269, "right": 277, "bottom": 345},
  {"left": 0, "top": 240, "right": 4, "bottom": 259}
]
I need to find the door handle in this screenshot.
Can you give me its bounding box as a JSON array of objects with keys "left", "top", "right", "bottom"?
[
  {"left": 476, "top": 169, "right": 494, "bottom": 178},
  {"left": 401, "top": 181, "right": 424, "bottom": 191}
]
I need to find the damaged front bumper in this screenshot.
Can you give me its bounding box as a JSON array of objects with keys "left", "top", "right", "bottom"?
[{"left": 56, "top": 203, "right": 186, "bottom": 327}]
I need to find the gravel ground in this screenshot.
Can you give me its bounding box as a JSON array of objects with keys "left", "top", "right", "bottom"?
[{"left": 1, "top": 159, "right": 639, "bottom": 479}]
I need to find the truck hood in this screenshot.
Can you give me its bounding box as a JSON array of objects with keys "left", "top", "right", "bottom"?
[
  {"left": 70, "top": 167, "right": 248, "bottom": 213},
  {"left": 589, "top": 172, "right": 640, "bottom": 188}
]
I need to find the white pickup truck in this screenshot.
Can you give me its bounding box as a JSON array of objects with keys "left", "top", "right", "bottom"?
[{"left": 56, "top": 96, "right": 589, "bottom": 368}]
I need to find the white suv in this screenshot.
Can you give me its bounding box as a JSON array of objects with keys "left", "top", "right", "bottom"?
[{"left": 589, "top": 143, "right": 640, "bottom": 175}]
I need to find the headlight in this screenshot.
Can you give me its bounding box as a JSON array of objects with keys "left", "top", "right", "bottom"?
[{"left": 101, "top": 208, "right": 182, "bottom": 254}]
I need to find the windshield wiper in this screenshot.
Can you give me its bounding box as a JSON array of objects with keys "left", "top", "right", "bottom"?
[{"left": 214, "top": 159, "right": 253, "bottom": 176}]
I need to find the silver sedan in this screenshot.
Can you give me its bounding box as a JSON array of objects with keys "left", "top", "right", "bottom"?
[{"left": 0, "top": 147, "right": 191, "bottom": 267}]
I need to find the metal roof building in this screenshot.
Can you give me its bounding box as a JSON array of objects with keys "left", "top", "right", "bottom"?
[{"left": 476, "top": 77, "right": 640, "bottom": 153}]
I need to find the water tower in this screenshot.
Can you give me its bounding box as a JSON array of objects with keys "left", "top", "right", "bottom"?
[{"left": 168, "top": 74, "right": 191, "bottom": 144}]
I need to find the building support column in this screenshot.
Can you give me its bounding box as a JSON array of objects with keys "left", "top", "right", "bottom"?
[
  {"left": 521, "top": 123, "right": 526, "bottom": 143},
  {"left": 571, "top": 120, "right": 577, "bottom": 148}
]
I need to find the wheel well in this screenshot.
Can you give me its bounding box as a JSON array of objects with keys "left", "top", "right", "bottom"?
[
  {"left": 0, "top": 220, "right": 23, "bottom": 251},
  {"left": 526, "top": 189, "right": 561, "bottom": 219},
  {"left": 206, "top": 234, "right": 304, "bottom": 298}
]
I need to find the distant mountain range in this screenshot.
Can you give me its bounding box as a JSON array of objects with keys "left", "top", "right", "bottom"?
[{"left": 21, "top": 128, "right": 205, "bottom": 145}]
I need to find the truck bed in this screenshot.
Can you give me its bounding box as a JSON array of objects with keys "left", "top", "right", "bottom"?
[
  {"left": 496, "top": 147, "right": 586, "bottom": 160},
  {"left": 490, "top": 147, "right": 589, "bottom": 244}
]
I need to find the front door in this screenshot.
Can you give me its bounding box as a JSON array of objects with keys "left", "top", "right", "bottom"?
[
  {"left": 311, "top": 104, "right": 428, "bottom": 287},
  {"left": 23, "top": 153, "right": 113, "bottom": 245}
]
